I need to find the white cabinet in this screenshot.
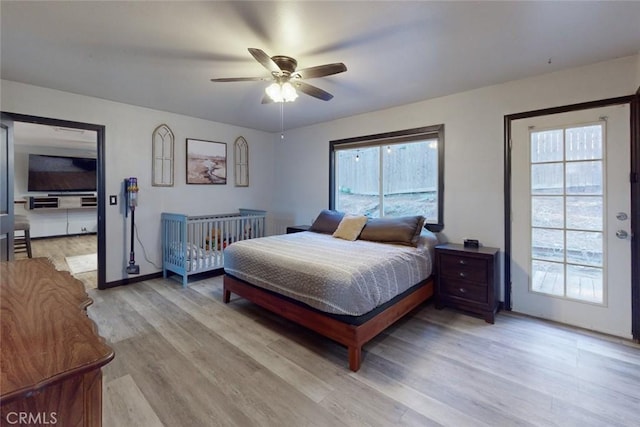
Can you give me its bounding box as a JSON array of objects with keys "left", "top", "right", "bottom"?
[{"left": 22, "top": 196, "right": 97, "bottom": 238}]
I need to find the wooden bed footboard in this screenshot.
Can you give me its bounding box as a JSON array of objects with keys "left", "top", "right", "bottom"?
[{"left": 222, "top": 274, "right": 434, "bottom": 371}]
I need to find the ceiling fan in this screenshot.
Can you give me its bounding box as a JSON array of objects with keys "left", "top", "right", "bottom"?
[{"left": 211, "top": 48, "right": 347, "bottom": 103}]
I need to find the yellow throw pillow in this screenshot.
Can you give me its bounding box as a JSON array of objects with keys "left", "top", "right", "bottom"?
[{"left": 332, "top": 215, "right": 368, "bottom": 241}]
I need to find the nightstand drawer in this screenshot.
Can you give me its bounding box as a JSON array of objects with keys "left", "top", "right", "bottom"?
[
  {"left": 439, "top": 254, "right": 488, "bottom": 283},
  {"left": 440, "top": 277, "right": 487, "bottom": 303}
]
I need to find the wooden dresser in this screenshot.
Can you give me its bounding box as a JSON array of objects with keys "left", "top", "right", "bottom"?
[{"left": 0, "top": 258, "right": 114, "bottom": 426}]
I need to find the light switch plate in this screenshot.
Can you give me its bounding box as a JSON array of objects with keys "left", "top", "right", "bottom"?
[{"left": 109, "top": 195, "right": 117, "bottom": 205}]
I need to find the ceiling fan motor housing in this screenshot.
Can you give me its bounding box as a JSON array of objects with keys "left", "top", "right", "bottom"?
[{"left": 271, "top": 55, "right": 298, "bottom": 77}]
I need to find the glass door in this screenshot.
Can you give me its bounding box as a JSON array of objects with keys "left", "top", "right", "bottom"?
[{"left": 511, "top": 105, "right": 632, "bottom": 338}]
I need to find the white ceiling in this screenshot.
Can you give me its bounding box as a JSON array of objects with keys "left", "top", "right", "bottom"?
[
  {"left": 13, "top": 122, "right": 97, "bottom": 150},
  {"left": 2, "top": 1, "right": 640, "bottom": 133}
]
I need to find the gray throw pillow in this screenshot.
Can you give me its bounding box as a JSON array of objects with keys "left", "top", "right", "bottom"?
[
  {"left": 309, "top": 210, "right": 345, "bottom": 234},
  {"left": 359, "top": 216, "right": 426, "bottom": 247}
]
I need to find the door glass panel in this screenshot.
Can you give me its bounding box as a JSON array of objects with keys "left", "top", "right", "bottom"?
[
  {"left": 566, "top": 230, "right": 603, "bottom": 267},
  {"left": 566, "top": 161, "right": 602, "bottom": 194},
  {"left": 566, "top": 196, "right": 602, "bottom": 230},
  {"left": 531, "top": 260, "right": 564, "bottom": 296},
  {"left": 532, "top": 228, "right": 564, "bottom": 262},
  {"left": 531, "top": 163, "right": 563, "bottom": 194},
  {"left": 532, "top": 196, "right": 564, "bottom": 228},
  {"left": 566, "top": 265, "right": 603, "bottom": 303},
  {"left": 530, "top": 123, "right": 604, "bottom": 304},
  {"left": 565, "top": 125, "right": 602, "bottom": 160},
  {"left": 531, "top": 129, "right": 563, "bottom": 163}
]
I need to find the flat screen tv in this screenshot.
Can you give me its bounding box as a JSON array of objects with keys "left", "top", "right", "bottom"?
[{"left": 28, "top": 154, "right": 97, "bottom": 193}]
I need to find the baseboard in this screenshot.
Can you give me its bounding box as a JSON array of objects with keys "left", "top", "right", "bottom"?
[
  {"left": 100, "top": 268, "right": 225, "bottom": 290},
  {"left": 32, "top": 232, "right": 97, "bottom": 241},
  {"left": 101, "top": 271, "right": 163, "bottom": 289}
]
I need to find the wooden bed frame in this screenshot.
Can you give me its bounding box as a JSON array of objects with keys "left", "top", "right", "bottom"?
[{"left": 223, "top": 274, "right": 434, "bottom": 371}]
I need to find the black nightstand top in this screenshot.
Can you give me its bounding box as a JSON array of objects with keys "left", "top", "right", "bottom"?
[
  {"left": 435, "top": 242, "right": 499, "bottom": 256},
  {"left": 286, "top": 225, "right": 311, "bottom": 234}
]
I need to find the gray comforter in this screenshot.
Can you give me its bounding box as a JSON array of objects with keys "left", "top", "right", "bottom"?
[{"left": 223, "top": 231, "right": 436, "bottom": 316}]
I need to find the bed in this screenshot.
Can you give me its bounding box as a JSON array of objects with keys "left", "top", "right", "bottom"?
[{"left": 223, "top": 211, "right": 438, "bottom": 371}]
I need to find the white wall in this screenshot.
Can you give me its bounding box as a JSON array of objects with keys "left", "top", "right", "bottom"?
[
  {"left": 274, "top": 55, "right": 639, "bottom": 254},
  {"left": 3, "top": 54, "right": 638, "bottom": 285},
  {"left": 2, "top": 80, "right": 277, "bottom": 283},
  {"left": 636, "top": 52, "right": 640, "bottom": 89}
]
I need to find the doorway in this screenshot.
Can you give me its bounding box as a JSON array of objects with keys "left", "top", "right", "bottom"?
[
  {"left": 2, "top": 112, "right": 106, "bottom": 289},
  {"left": 0, "top": 117, "right": 14, "bottom": 260},
  {"left": 510, "top": 105, "right": 632, "bottom": 338}
]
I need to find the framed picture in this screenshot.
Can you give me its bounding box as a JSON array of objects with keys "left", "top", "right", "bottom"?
[{"left": 186, "top": 138, "right": 227, "bottom": 185}]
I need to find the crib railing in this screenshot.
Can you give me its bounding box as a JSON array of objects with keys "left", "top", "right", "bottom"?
[{"left": 161, "top": 210, "right": 266, "bottom": 287}]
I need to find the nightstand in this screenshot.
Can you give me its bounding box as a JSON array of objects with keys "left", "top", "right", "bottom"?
[
  {"left": 435, "top": 243, "right": 500, "bottom": 323},
  {"left": 286, "top": 225, "right": 311, "bottom": 234}
]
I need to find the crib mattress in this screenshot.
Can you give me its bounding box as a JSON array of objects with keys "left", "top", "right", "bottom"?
[{"left": 223, "top": 231, "right": 435, "bottom": 316}]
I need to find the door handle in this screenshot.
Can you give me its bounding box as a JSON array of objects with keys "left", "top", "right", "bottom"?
[
  {"left": 616, "top": 212, "right": 628, "bottom": 221},
  {"left": 616, "top": 230, "right": 629, "bottom": 239}
]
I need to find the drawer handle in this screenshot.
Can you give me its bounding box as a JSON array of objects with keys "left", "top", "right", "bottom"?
[
  {"left": 458, "top": 259, "right": 467, "bottom": 265},
  {"left": 459, "top": 272, "right": 466, "bottom": 278},
  {"left": 458, "top": 287, "right": 467, "bottom": 294}
]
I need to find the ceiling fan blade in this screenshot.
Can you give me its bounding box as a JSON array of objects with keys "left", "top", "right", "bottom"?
[
  {"left": 248, "top": 48, "right": 281, "bottom": 73},
  {"left": 261, "top": 93, "right": 273, "bottom": 104},
  {"left": 295, "top": 81, "right": 334, "bottom": 101},
  {"left": 210, "top": 77, "right": 271, "bottom": 82},
  {"left": 295, "top": 63, "right": 347, "bottom": 79}
]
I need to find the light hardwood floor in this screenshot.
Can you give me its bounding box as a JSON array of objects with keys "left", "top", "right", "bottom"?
[
  {"left": 15, "top": 234, "right": 97, "bottom": 289},
  {"left": 86, "top": 276, "right": 640, "bottom": 427}
]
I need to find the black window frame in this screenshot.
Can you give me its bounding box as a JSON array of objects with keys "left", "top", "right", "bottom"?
[{"left": 329, "top": 124, "right": 445, "bottom": 232}]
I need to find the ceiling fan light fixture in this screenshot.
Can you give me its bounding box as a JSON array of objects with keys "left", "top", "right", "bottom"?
[
  {"left": 265, "top": 83, "right": 283, "bottom": 102},
  {"left": 265, "top": 81, "right": 298, "bottom": 103},
  {"left": 281, "top": 82, "right": 298, "bottom": 102}
]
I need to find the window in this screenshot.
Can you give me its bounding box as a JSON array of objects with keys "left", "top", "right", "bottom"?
[{"left": 330, "top": 125, "right": 444, "bottom": 231}]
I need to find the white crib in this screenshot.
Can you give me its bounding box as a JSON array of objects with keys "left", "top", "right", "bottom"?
[{"left": 161, "top": 209, "right": 266, "bottom": 287}]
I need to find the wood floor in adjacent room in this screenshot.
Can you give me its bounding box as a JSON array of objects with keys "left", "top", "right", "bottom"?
[
  {"left": 87, "top": 276, "right": 640, "bottom": 427},
  {"left": 16, "top": 234, "right": 97, "bottom": 289}
]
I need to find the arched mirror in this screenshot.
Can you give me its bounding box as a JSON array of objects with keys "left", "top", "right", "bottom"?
[
  {"left": 234, "top": 136, "right": 249, "bottom": 187},
  {"left": 152, "top": 124, "right": 174, "bottom": 186}
]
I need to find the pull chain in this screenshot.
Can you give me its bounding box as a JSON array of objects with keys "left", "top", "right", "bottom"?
[{"left": 280, "top": 103, "right": 284, "bottom": 140}]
